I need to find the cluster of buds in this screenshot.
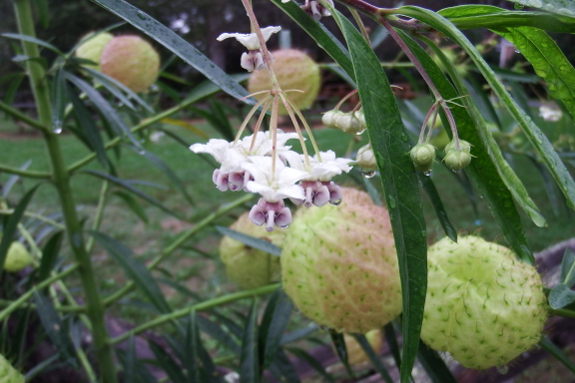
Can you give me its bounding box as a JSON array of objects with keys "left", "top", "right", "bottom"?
[
  {"left": 322, "top": 109, "right": 366, "bottom": 135},
  {"left": 443, "top": 139, "right": 472, "bottom": 171},
  {"left": 191, "top": 132, "right": 352, "bottom": 231}
]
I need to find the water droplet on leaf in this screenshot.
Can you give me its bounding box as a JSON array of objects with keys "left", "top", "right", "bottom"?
[
  {"left": 137, "top": 11, "right": 147, "bottom": 20},
  {"left": 53, "top": 127, "right": 62, "bottom": 134},
  {"left": 496, "top": 365, "right": 509, "bottom": 374},
  {"left": 362, "top": 170, "right": 376, "bottom": 179}
]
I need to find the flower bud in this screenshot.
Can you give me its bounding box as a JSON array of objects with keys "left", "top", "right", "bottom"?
[
  {"left": 322, "top": 110, "right": 344, "bottom": 128},
  {"left": 444, "top": 139, "right": 471, "bottom": 153},
  {"left": 355, "top": 144, "right": 376, "bottom": 171},
  {"left": 334, "top": 113, "right": 363, "bottom": 135},
  {"left": 409, "top": 143, "right": 436, "bottom": 172},
  {"left": 444, "top": 149, "right": 472, "bottom": 171}
]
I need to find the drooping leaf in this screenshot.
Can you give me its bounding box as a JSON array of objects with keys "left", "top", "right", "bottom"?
[
  {"left": 258, "top": 288, "right": 294, "bottom": 371},
  {"left": 1, "top": 33, "right": 63, "bottom": 55},
  {"left": 539, "top": 337, "right": 575, "bottom": 374},
  {"left": 352, "top": 334, "right": 394, "bottom": 383},
  {"left": 328, "top": 9, "right": 428, "bottom": 382},
  {"left": 418, "top": 174, "right": 457, "bottom": 243},
  {"left": 240, "top": 299, "right": 259, "bottom": 383},
  {"left": 111, "top": 191, "right": 149, "bottom": 224},
  {"left": 383, "top": 322, "right": 402, "bottom": 369},
  {"left": 269, "top": 349, "right": 301, "bottom": 383},
  {"left": 417, "top": 341, "right": 459, "bottom": 383},
  {"left": 88, "top": 0, "right": 251, "bottom": 103},
  {"left": 90, "top": 231, "right": 171, "bottom": 313},
  {"left": 196, "top": 315, "right": 240, "bottom": 355},
  {"left": 148, "top": 340, "right": 187, "bottom": 383},
  {"left": 216, "top": 226, "right": 282, "bottom": 257},
  {"left": 329, "top": 330, "right": 353, "bottom": 376},
  {"left": 285, "top": 347, "right": 336, "bottom": 383},
  {"left": 560, "top": 249, "right": 575, "bottom": 287},
  {"left": 2, "top": 160, "right": 32, "bottom": 199},
  {"left": 38, "top": 231, "right": 64, "bottom": 284}
]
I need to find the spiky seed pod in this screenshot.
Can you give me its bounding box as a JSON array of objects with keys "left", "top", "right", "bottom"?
[
  {"left": 281, "top": 187, "right": 402, "bottom": 334},
  {"left": 0, "top": 353, "right": 24, "bottom": 383},
  {"left": 421, "top": 236, "right": 547, "bottom": 370},
  {"left": 219, "top": 212, "right": 288, "bottom": 289},
  {"left": 4, "top": 242, "right": 31, "bottom": 273},
  {"left": 409, "top": 143, "right": 436, "bottom": 172},
  {"left": 100, "top": 35, "right": 160, "bottom": 92},
  {"left": 247, "top": 49, "right": 320, "bottom": 115},
  {"left": 443, "top": 150, "right": 472, "bottom": 171},
  {"left": 75, "top": 32, "right": 114, "bottom": 71}
]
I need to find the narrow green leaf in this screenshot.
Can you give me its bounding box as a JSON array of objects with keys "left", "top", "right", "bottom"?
[
  {"left": 539, "top": 337, "right": 575, "bottom": 374},
  {"left": 561, "top": 249, "right": 575, "bottom": 287},
  {"left": 418, "top": 174, "right": 457, "bottom": 243},
  {"left": 33, "top": 291, "right": 76, "bottom": 364},
  {"left": 352, "top": 334, "right": 394, "bottom": 383},
  {"left": 4, "top": 73, "right": 25, "bottom": 105},
  {"left": 329, "top": 330, "right": 352, "bottom": 376},
  {"left": 23, "top": 354, "right": 59, "bottom": 382},
  {"left": 125, "top": 335, "right": 136, "bottom": 383},
  {"left": 491, "top": 66, "right": 541, "bottom": 83},
  {"left": 526, "top": 154, "right": 561, "bottom": 216},
  {"left": 328, "top": 9, "right": 428, "bottom": 382},
  {"left": 398, "top": 6, "right": 575, "bottom": 214},
  {"left": 111, "top": 191, "right": 149, "bottom": 224},
  {"left": 501, "top": 0, "right": 575, "bottom": 19},
  {"left": 65, "top": 72, "right": 142, "bottom": 150},
  {"left": 270, "top": 0, "right": 354, "bottom": 78},
  {"left": 138, "top": 149, "right": 195, "bottom": 206},
  {"left": 399, "top": 30, "right": 534, "bottom": 263},
  {"left": 548, "top": 283, "right": 575, "bottom": 309},
  {"left": 184, "top": 311, "right": 202, "bottom": 383},
  {"left": 116, "top": 345, "right": 157, "bottom": 383},
  {"left": 417, "top": 341, "right": 458, "bottom": 383},
  {"left": 1, "top": 33, "right": 63, "bottom": 55},
  {"left": 0, "top": 184, "right": 41, "bottom": 270},
  {"left": 465, "top": 77, "right": 502, "bottom": 129},
  {"left": 38, "top": 231, "right": 64, "bottom": 283},
  {"left": 88, "top": 0, "right": 251, "bottom": 103},
  {"left": 68, "top": 85, "right": 110, "bottom": 169},
  {"left": 157, "top": 278, "right": 202, "bottom": 301},
  {"left": 495, "top": 27, "right": 575, "bottom": 121},
  {"left": 83, "top": 170, "right": 182, "bottom": 219},
  {"left": 216, "top": 226, "right": 282, "bottom": 257},
  {"left": 269, "top": 349, "right": 301, "bottom": 383},
  {"left": 240, "top": 299, "right": 259, "bottom": 383},
  {"left": 51, "top": 67, "right": 67, "bottom": 133},
  {"left": 33, "top": 0, "right": 50, "bottom": 28},
  {"left": 2, "top": 160, "right": 32, "bottom": 198},
  {"left": 280, "top": 324, "right": 319, "bottom": 345},
  {"left": 90, "top": 231, "right": 171, "bottom": 313},
  {"left": 259, "top": 288, "right": 294, "bottom": 371},
  {"left": 383, "top": 322, "right": 402, "bottom": 370},
  {"left": 196, "top": 316, "right": 240, "bottom": 355},
  {"left": 148, "top": 340, "right": 187, "bottom": 383},
  {"left": 285, "top": 347, "right": 336, "bottom": 383}
]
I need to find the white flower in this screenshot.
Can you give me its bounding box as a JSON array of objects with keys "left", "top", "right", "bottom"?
[
  {"left": 242, "top": 156, "right": 306, "bottom": 202},
  {"left": 539, "top": 104, "right": 562, "bottom": 122},
  {"left": 217, "top": 26, "right": 282, "bottom": 51},
  {"left": 287, "top": 150, "right": 353, "bottom": 182},
  {"left": 189, "top": 139, "right": 230, "bottom": 164}
]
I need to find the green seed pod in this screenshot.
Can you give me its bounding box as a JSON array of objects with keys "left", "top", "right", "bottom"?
[
  {"left": 443, "top": 149, "right": 472, "bottom": 171},
  {"left": 75, "top": 32, "right": 114, "bottom": 71},
  {"left": 409, "top": 143, "right": 436, "bottom": 172},
  {"left": 0, "top": 353, "right": 25, "bottom": 383},
  {"left": 219, "top": 212, "right": 288, "bottom": 289},
  {"left": 444, "top": 139, "right": 472, "bottom": 153},
  {"left": 4, "top": 242, "right": 32, "bottom": 273},
  {"left": 421, "top": 236, "right": 547, "bottom": 370}
]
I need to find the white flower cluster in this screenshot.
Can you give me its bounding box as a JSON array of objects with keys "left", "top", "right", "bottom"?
[
  {"left": 190, "top": 131, "right": 353, "bottom": 231},
  {"left": 217, "top": 26, "right": 281, "bottom": 72}
]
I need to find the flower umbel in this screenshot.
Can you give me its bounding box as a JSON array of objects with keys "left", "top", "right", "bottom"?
[{"left": 217, "top": 26, "right": 281, "bottom": 72}]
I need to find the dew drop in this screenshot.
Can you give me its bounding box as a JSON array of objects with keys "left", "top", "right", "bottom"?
[
  {"left": 451, "top": 169, "right": 461, "bottom": 173},
  {"left": 279, "top": 224, "right": 290, "bottom": 229},
  {"left": 514, "top": 4, "right": 524, "bottom": 9},
  {"left": 53, "top": 127, "right": 63, "bottom": 134},
  {"left": 496, "top": 365, "right": 509, "bottom": 374},
  {"left": 515, "top": 49, "right": 521, "bottom": 54},
  {"left": 137, "top": 11, "right": 147, "bottom": 20},
  {"left": 423, "top": 170, "right": 433, "bottom": 177},
  {"left": 362, "top": 170, "right": 376, "bottom": 179},
  {"left": 138, "top": 149, "right": 146, "bottom": 155},
  {"left": 475, "top": 219, "right": 482, "bottom": 226},
  {"left": 330, "top": 199, "right": 342, "bottom": 206},
  {"left": 355, "top": 129, "right": 366, "bottom": 136},
  {"left": 388, "top": 196, "right": 396, "bottom": 208}
]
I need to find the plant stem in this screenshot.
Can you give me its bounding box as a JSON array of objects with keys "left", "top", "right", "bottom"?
[
  {"left": 0, "top": 264, "right": 79, "bottom": 321},
  {"left": 0, "top": 100, "right": 46, "bottom": 131},
  {"left": 109, "top": 283, "right": 280, "bottom": 345},
  {"left": 0, "top": 164, "right": 51, "bottom": 179},
  {"left": 86, "top": 180, "right": 109, "bottom": 254},
  {"left": 103, "top": 193, "right": 254, "bottom": 306},
  {"left": 549, "top": 308, "right": 575, "bottom": 319},
  {"left": 0, "top": 299, "right": 83, "bottom": 312},
  {"left": 13, "top": 1, "right": 118, "bottom": 381}
]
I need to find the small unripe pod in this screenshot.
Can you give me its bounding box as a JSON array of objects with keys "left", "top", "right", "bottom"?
[
  {"left": 409, "top": 143, "right": 436, "bottom": 172},
  {"left": 0, "top": 353, "right": 24, "bottom": 383},
  {"left": 75, "top": 32, "right": 114, "bottom": 71},
  {"left": 444, "top": 149, "right": 472, "bottom": 171},
  {"left": 4, "top": 242, "right": 32, "bottom": 273},
  {"left": 444, "top": 139, "right": 472, "bottom": 154}
]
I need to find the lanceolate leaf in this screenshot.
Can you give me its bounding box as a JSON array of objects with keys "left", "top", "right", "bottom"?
[
  {"left": 216, "top": 226, "right": 282, "bottom": 257},
  {"left": 88, "top": 0, "right": 251, "bottom": 103},
  {"left": 539, "top": 337, "right": 575, "bottom": 374},
  {"left": 494, "top": 26, "right": 575, "bottom": 121},
  {"left": 329, "top": 8, "right": 427, "bottom": 382},
  {"left": 397, "top": 6, "right": 575, "bottom": 214},
  {"left": 352, "top": 334, "right": 394, "bottom": 383},
  {"left": 38, "top": 231, "right": 64, "bottom": 283},
  {"left": 240, "top": 299, "right": 259, "bottom": 383},
  {"left": 258, "top": 288, "right": 294, "bottom": 371},
  {"left": 418, "top": 174, "right": 458, "bottom": 243},
  {"left": 400, "top": 31, "right": 534, "bottom": 263},
  {"left": 548, "top": 283, "right": 575, "bottom": 309},
  {"left": 502, "top": 0, "right": 575, "bottom": 18},
  {"left": 90, "top": 231, "right": 172, "bottom": 314},
  {"left": 417, "top": 341, "right": 459, "bottom": 383}
]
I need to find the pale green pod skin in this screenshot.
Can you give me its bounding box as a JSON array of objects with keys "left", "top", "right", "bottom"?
[
  {"left": 248, "top": 49, "right": 321, "bottom": 116},
  {"left": 281, "top": 188, "right": 402, "bottom": 334},
  {"left": 444, "top": 139, "right": 472, "bottom": 153},
  {"left": 0, "top": 353, "right": 24, "bottom": 383},
  {"left": 443, "top": 150, "right": 472, "bottom": 171},
  {"left": 4, "top": 242, "right": 32, "bottom": 273},
  {"left": 75, "top": 32, "right": 114, "bottom": 71},
  {"left": 410, "top": 143, "right": 436, "bottom": 172},
  {"left": 421, "top": 236, "right": 548, "bottom": 370},
  {"left": 100, "top": 35, "right": 160, "bottom": 93},
  {"left": 219, "top": 212, "right": 288, "bottom": 290}
]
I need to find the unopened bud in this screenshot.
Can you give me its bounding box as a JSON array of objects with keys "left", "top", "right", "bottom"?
[{"left": 410, "top": 143, "right": 436, "bottom": 172}]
